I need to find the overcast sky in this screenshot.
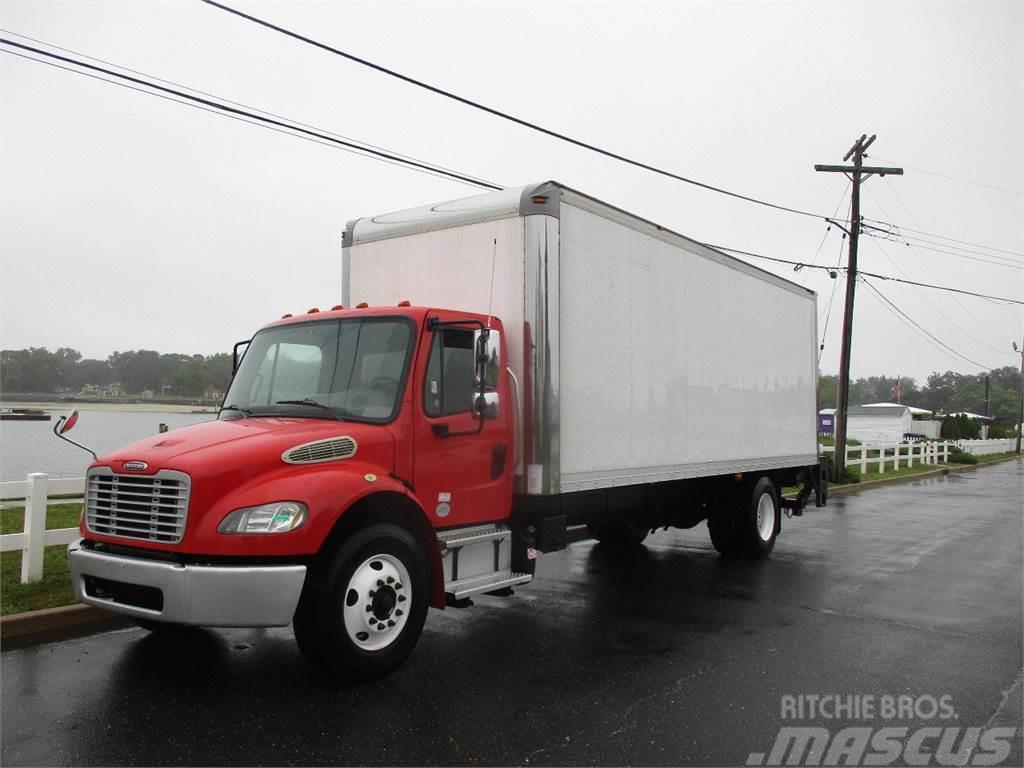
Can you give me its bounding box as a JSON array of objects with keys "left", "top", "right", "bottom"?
[{"left": 1, "top": 1, "right": 1021, "bottom": 383}]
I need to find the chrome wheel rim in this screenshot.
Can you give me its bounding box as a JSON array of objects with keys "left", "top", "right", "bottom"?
[
  {"left": 755, "top": 492, "right": 776, "bottom": 542},
  {"left": 342, "top": 553, "right": 411, "bottom": 652}
]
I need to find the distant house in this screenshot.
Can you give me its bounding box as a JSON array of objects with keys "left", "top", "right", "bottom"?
[
  {"left": 862, "top": 402, "right": 941, "bottom": 438},
  {"left": 141, "top": 389, "right": 155, "bottom": 400},
  {"left": 819, "top": 405, "right": 912, "bottom": 443},
  {"left": 202, "top": 386, "right": 222, "bottom": 400}
]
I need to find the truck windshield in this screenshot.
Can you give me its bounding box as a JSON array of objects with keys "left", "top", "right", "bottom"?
[{"left": 221, "top": 317, "right": 413, "bottom": 423}]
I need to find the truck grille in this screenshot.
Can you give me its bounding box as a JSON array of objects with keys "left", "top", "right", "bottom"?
[{"left": 85, "top": 469, "right": 191, "bottom": 544}]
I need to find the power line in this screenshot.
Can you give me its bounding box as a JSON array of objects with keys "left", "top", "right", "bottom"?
[
  {"left": 0, "top": 28, "right": 500, "bottom": 189},
  {"left": 202, "top": 0, "right": 836, "bottom": 221},
  {"left": 869, "top": 155, "right": 1023, "bottom": 196},
  {"left": 862, "top": 228, "right": 1023, "bottom": 270},
  {"left": 861, "top": 217, "right": 1024, "bottom": 259},
  {"left": 0, "top": 38, "right": 503, "bottom": 192},
  {"left": 3, "top": 49, "right": 495, "bottom": 192},
  {"left": 859, "top": 276, "right": 997, "bottom": 372},
  {"left": 863, "top": 236, "right": 1015, "bottom": 358},
  {"left": 703, "top": 244, "right": 1024, "bottom": 305},
  {"left": 800, "top": 184, "right": 850, "bottom": 287}
]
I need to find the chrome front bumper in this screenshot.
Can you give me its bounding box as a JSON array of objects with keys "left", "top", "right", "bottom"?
[{"left": 67, "top": 539, "right": 307, "bottom": 627}]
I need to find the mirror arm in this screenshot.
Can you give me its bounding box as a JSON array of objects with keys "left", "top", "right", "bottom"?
[{"left": 52, "top": 416, "right": 98, "bottom": 460}]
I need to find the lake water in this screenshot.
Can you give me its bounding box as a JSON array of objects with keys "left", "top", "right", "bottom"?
[{"left": 0, "top": 410, "right": 214, "bottom": 482}]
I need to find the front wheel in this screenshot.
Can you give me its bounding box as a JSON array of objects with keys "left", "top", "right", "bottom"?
[{"left": 294, "top": 524, "right": 429, "bottom": 683}]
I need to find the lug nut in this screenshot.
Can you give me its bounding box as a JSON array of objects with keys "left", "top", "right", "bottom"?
[
  {"left": 366, "top": 605, "right": 373, "bottom": 612},
  {"left": 395, "top": 609, "right": 403, "bottom": 616},
  {"left": 369, "top": 617, "right": 377, "bottom": 625},
  {"left": 395, "top": 583, "right": 403, "bottom": 590},
  {"left": 398, "top": 594, "right": 407, "bottom": 602},
  {"left": 386, "top": 576, "right": 395, "bottom": 584},
  {"left": 388, "top": 620, "right": 396, "bottom": 627},
  {"left": 369, "top": 589, "right": 375, "bottom": 597},
  {"left": 377, "top": 579, "right": 384, "bottom": 587}
]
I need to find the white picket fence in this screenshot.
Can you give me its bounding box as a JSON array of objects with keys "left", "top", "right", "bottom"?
[
  {"left": 820, "top": 437, "right": 1017, "bottom": 475},
  {"left": 953, "top": 438, "right": 1017, "bottom": 456},
  {"left": 819, "top": 441, "right": 952, "bottom": 475},
  {"left": 0, "top": 474, "right": 83, "bottom": 584}
]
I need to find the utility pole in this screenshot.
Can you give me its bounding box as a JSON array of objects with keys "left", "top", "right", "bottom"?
[
  {"left": 815, "top": 135, "right": 903, "bottom": 482},
  {"left": 983, "top": 374, "right": 990, "bottom": 418},
  {"left": 1014, "top": 340, "right": 1023, "bottom": 455}
]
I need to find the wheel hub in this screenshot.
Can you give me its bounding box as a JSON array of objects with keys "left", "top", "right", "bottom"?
[
  {"left": 372, "top": 586, "right": 397, "bottom": 620},
  {"left": 342, "top": 554, "right": 411, "bottom": 652}
]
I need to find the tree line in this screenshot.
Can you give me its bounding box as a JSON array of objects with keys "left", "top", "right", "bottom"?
[
  {"left": 1, "top": 347, "right": 233, "bottom": 398},
  {"left": 817, "top": 368, "right": 1021, "bottom": 432},
  {"left": 1, "top": 347, "right": 1020, "bottom": 427}
]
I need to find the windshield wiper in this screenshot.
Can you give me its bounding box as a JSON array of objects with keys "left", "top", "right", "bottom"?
[
  {"left": 220, "top": 403, "right": 253, "bottom": 416},
  {"left": 274, "top": 399, "right": 343, "bottom": 419}
]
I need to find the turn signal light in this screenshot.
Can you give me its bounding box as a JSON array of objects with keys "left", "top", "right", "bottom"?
[
  {"left": 356, "top": 302, "right": 369, "bottom": 308},
  {"left": 532, "top": 195, "right": 547, "bottom": 204},
  {"left": 398, "top": 300, "right": 411, "bottom": 307},
  {"left": 331, "top": 304, "right": 344, "bottom": 310}
]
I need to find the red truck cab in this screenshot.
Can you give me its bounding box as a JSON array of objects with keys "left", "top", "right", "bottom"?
[{"left": 69, "top": 304, "right": 523, "bottom": 681}]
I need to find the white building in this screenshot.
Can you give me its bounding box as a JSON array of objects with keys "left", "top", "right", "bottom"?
[{"left": 819, "top": 405, "right": 913, "bottom": 443}]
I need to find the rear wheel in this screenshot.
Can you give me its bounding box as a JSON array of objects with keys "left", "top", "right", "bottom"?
[
  {"left": 742, "top": 477, "right": 780, "bottom": 557},
  {"left": 708, "top": 477, "right": 780, "bottom": 557},
  {"left": 294, "top": 524, "right": 429, "bottom": 683}
]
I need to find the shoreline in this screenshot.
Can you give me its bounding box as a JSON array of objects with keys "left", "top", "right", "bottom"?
[{"left": 1, "top": 401, "right": 217, "bottom": 414}]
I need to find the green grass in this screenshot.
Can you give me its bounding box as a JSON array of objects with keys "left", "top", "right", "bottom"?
[
  {"left": 0, "top": 502, "right": 81, "bottom": 534},
  {"left": 1, "top": 502, "right": 81, "bottom": 616},
  {"left": 1, "top": 547, "right": 75, "bottom": 615},
  {"left": 835, "top": 451, "right": 1019, "bottom": 486},
  {"left": 971, "top": 451, "right": 1020, "bottom": 465}
]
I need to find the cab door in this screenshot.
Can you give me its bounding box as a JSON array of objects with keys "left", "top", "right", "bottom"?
[{"left": 412, "top": 312, "right": 513, "bottom": 529}]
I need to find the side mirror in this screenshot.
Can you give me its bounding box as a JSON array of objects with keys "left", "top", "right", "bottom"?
[{"left": 58, "top": 409, "right": 79, "bottom": 434}]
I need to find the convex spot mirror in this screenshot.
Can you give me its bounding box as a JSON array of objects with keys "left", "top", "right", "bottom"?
[{"left": 58, "top": 409, "right": 79, "bottom": 434}]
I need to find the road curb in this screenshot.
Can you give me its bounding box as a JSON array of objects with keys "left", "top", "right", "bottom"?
[
  {"left": 828, "top": 455, "right": 1021, "bottom": 496},
  {"left": 1, "top": 604, "right": 132, "bottom": 650}
]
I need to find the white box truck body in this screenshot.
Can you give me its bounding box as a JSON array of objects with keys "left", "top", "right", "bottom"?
[{"left": 343, "top": 181, "right": 819, "bottom": 498}]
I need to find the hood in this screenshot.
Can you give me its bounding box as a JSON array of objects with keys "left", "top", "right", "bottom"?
[{"left": 96, "top": 417, "right": 395, "bottom": 482}]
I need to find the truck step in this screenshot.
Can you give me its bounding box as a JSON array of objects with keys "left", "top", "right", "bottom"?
[
  {"left": 446, "top": 570, "right": 533, "bottom": 600},
  {"left": 437, "top": 524, "right": 510, "bottom": 550}
]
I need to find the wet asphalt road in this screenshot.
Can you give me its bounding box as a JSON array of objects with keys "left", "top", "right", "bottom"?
[{"left": 3, "top": 460, "right": 1022, "bottom": 766}]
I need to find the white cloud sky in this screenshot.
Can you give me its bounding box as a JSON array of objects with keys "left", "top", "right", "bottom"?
[{"left": 1, "top": 0, "right": 1021, "bottom": 382}]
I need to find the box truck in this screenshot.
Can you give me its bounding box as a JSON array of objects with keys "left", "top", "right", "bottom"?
[{"left": 67, "top": 181, "right": 826, "bottom": 682}]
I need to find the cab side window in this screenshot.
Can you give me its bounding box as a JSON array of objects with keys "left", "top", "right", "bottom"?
[{"left": 424, "top": 329, "right": 475, "bottom": 417}]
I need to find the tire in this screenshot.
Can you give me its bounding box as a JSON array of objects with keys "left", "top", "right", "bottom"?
[
  {"left": 708, "top": 512, "right": 743, "bottom": 556},
  {"left": 708, "top": 478, "right": 780, "bottom": 557},
  {"left": 742, "top": 477, "right": 780, "bottom": 558},
  {"left": 293, "top": 523, "right": 429, "bottom": 683},
  {"left": 588, "top": 519, "right": 649, "bottom": 548}
]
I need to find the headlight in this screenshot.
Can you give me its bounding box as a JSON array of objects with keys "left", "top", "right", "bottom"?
[{"left": 218, "top": 501, "right": 307, "bottom": 534}]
